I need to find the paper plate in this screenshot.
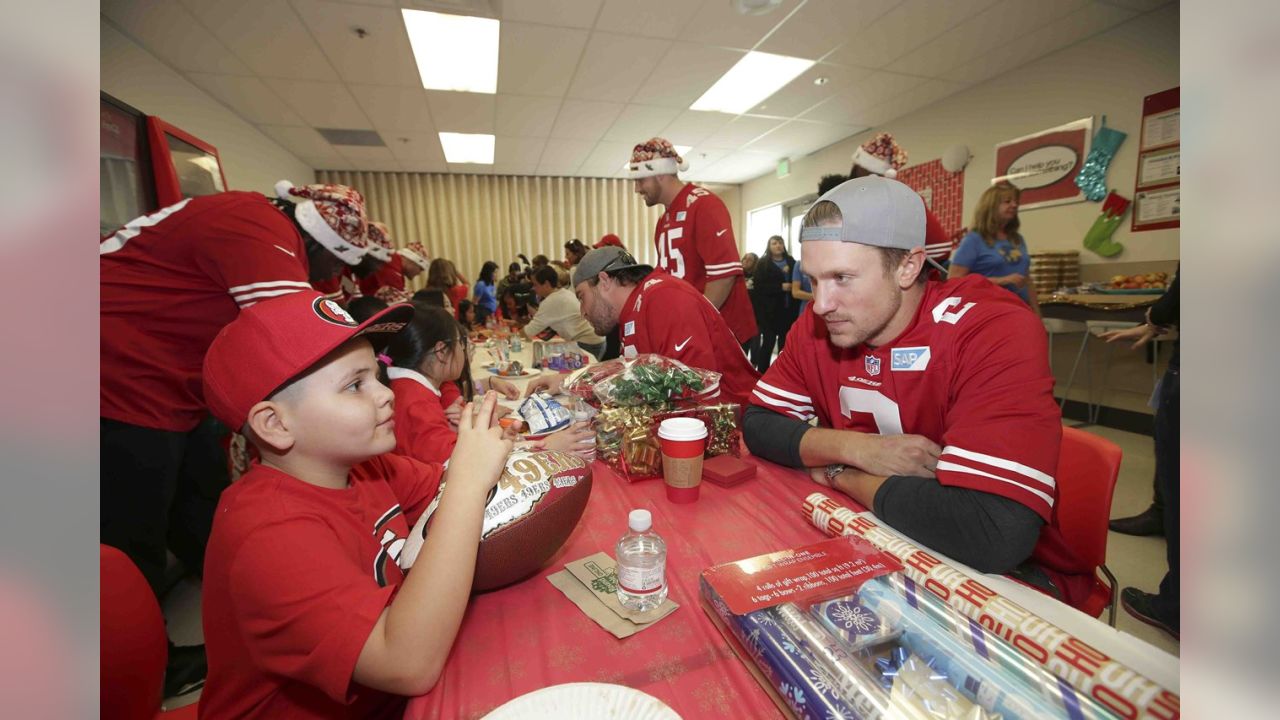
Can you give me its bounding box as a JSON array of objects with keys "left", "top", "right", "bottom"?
[
  {"left": 482, "top": 683, "right": 681, "bottom": 720},
  {"left": 484, "top": 365, "right": 540, "bottom": 378}
]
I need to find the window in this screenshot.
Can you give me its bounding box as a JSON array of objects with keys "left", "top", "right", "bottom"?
[{"left": 746, "top": 203, "right": 783, "bottom": 257}]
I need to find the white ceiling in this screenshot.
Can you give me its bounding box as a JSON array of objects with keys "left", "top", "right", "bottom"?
[{"left": 102, "top": 0, "right": 1167, "bottom": 183}]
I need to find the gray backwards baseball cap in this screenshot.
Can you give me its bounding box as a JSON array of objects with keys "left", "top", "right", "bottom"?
[
  {"left": 572, "top": 246, "right": 653, "bottom": 287},
  {"left": 799, "top": 175, "right": 925, "bottom": 249}
]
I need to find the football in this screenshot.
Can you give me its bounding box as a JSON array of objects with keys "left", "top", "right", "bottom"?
[{"left": 403, "top": 450, "right": 592, "bottom": 591}]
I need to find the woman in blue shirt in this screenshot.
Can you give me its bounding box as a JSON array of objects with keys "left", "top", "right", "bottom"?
[
  {"left": 950, "top": 181, "right": 1039, "bottom": 313},
  {"left": 473, "top": 260, "right": 500, "bottom": 320}
]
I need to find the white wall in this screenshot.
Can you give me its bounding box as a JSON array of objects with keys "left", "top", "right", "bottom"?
[
  {"left": 741, "top": 4, "right": 1180, "bottom": 266},
  {"left": 100, "top": 22, "right": 314, "bottom": 196}
]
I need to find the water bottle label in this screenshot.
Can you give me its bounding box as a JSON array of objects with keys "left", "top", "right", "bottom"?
[{"left": 618, "top": 562, "right": 665, "bottom": 594}]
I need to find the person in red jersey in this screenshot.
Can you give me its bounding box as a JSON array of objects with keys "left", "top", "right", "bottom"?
[
  {"left": 356, "top": 221, "right": 407, "bottom": 298},
  {"left": 848, "top": 132, "right": 952, "bottom": 268},
  {"left": 526, "top": 246, "right": 760, "bottom": 407},
  {"left": 199, "top": 291, "right": 510, "bottom": 719},
  {"left": 743, "top": 176, "right": 1090, "bottom": 607},
  {"left": 101, "top": 181, "right": 370, "bottom": 590},
  {"left": 627, "top": 137, "right": 758, "bottom": 349}
]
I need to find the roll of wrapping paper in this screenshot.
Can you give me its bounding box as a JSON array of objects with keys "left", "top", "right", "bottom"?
[
  {"left": 731, "top": 607, "right": 861, "bottom": 720},
  {"left": 772, "top": 603, "right": 894, "bottom": 720},
  {"left": 802, "top": 493, "right": 1181, "bottom": 720},
  {"left": 845, "top": 579, "right": 1092, "bottom": 720}
]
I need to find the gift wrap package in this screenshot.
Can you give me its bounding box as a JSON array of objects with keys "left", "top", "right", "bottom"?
[{"left": 594, "top": 402, "right": 741, "bottom": 481}]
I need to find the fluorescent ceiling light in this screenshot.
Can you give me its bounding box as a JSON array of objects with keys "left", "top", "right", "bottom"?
[
  {"left": 402, "top": 9, "right": 499, "bottom": 94},
  {"left": 439, "top": 133, "right": 494, "bottom": 164},
  {"left": 621, "top": 146, "right": 692, "bottom": 170},
  {"left": 690, "top": 51, "right": 814, "bottom": 114}
]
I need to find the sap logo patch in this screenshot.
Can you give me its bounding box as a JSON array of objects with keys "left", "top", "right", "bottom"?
[
  {"left": 624, "top": 320, "right": 636, "bottom": 336},
  {"left": 675, "top": 211, "right": 686, "bottom": 222},
  {"left": 891, "top": 346, "right": 931, "bottom": 371}
]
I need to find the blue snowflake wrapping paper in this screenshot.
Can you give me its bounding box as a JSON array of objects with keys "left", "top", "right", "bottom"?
[
  {"left": 812, "top": 595, "right": 901, "bottom": 652},
  {"left": 734, "top": 607, "right": 863, "bottom": 720},
  {"left": 859, "top": 577, "right": 1110, "bottom": 720}
]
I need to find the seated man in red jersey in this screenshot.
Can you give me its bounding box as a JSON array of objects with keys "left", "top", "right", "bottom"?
[
  {"left": 526, "top": 246, "right": 760, "bottom": 407},
  {"left": 743, "top": 176, "right": 1088, "bottom": 605}
]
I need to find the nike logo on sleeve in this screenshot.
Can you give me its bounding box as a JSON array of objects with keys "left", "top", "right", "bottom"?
[
  {"left": 674, "top": 336, "right": 692, "bottom": 352},
  {"left": 716, "top": 229, "right": 728, "bottom": 237}
]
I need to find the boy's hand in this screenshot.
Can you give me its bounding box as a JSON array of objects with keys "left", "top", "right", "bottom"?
[
  {"left": 443, "top": 397, "right": 464, "bottom": 430},
  {"left": 539, "top": 422, "right": 596, "bottom": 458},
  {"left": 486, "top": 377, "right": 521, "bottom": 399},
  {"left": 523, "top": 374, "right": 565, "bottom": 397},
  {"left": 449, "top": 392, "right": 513, "bottom": 492}
]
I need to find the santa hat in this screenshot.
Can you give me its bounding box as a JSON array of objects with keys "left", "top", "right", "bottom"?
[
  {"left": 851, "top": 132, "right": 908, "bottom": 179},
  {"left": 627, "top": 137, "right": 689, "bottom": 178},
  {"left": 365, "top": 221, "right": 393, "bottom": 262},
  {"left": 396, "top": 241, "right": 430, "bottom": 270},
  {"left": 274, "top": 180, "right": 368, "bottom": 265},
  {"left": 594, "top": 233, "right": 623, "bottom": 249}
]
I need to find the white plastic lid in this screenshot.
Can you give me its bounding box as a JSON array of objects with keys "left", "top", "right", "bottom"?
[
  {"left": 628, "top": 509, "right": 652, "bottom": 533},
  {"left": 657, "top": 417, "right": 708, "bottom": 441}
]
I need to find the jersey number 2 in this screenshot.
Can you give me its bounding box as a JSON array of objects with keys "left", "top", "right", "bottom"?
[
  {"left": 839, "top": 388, "right": 903, "bottom": 435},
  {"left": 657, "top": 227, "right": 686, "bottom": 278}
]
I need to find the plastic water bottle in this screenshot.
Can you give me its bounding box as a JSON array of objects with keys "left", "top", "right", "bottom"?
[{"left": 616, "top": 509, "right": 667, "bottom": 613}]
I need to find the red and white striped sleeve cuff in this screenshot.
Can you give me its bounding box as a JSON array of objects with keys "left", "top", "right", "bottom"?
[
  {"left": 935, "top": 445, "right": 1055, "bottom": 517},
  {"left": 751, "top": 380, "right": 815, "bottom": 421},
  {"left": 705, "top": 261, "right": 744, "bottom": 279},
  {"left": 925, "top": 242, "right": 953, "bottom": 260},
  {"left": 228, "top": 280, "right": 313, "bottom": 308}
]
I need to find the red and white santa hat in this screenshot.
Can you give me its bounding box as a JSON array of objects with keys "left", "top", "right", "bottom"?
[
  {"left": 851, "top": 132, "right": 908, "bottom": 179},
  {"left": 374, "top": 286, "right": 413, "bottom": 304},
  {"left": 275, "top": 180, "right": 369, "bottom": 266},
  {"left": 396, "top": 241, "right": 430, "bottom": 270},
  {"left": 366, "top": 221, "right": 393, "bottom": 262},
  {"left": 627, "top": 137, "right": 689, "bottom": 178}
]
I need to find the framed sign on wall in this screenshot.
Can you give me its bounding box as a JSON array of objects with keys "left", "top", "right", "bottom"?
[
  {"left": 992, "top": 117, "right": 1094, "bottom": 210},
  {"left": 1132, "top": 87, "right": 1179, "bottom": 232}
]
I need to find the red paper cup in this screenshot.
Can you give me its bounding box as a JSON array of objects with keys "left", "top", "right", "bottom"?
[{"left": 658, "top": 418, "right": 707, "bottom": 503}]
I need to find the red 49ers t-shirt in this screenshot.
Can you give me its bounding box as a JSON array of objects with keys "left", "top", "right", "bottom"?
[
  {"left": 200, "top": 453, "right": 444, "bottom": 720},
  {"left": 617, "top": 271, "right": 760, "bottom": 407},
  {"left": 653, "top": 183, "right": 758, "bottom": 344},
  {"left": 101, "top": 192, "right": 311, "bottom": 431},
  {"left": 358, "top": 253, "right": 406, "bottom": 297}
]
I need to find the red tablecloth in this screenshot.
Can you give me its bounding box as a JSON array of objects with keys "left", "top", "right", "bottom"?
[{"left": 404, "top": 454, "right": 864, "bottom": 720}]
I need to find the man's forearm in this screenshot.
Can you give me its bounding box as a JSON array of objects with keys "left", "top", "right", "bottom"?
[
  {"left": 797, "top": 426, "right": 871, "bottom": 467},
  {"left": 830, "top": 466, "right": 888, "bottom": 509},
  {"left": 704, "top": 277, "right": 734, "bottom": 309}
]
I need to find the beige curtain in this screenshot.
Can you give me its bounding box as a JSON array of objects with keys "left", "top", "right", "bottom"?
[{"left": 317, "top": 171, "right": 664, "bottom": 289}]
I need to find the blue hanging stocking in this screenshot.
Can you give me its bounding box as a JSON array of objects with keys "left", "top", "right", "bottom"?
[{"left": 1075, "top": 117, "right": 1127, "bottom": 201}]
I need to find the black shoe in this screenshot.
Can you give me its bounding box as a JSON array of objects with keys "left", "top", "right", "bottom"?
[
  {"left": 1109, "top": 506, "right": 1164, "bottom": 536},
  {"left": 164, "top": 642, "right": 208, "bottom": 699},
  {"left": 1121, "top": 587, "right": 1179, "bottom": 640}
]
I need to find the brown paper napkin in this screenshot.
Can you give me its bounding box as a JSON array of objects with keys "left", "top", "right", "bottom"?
[{"left": 547, "top": 551, "right": 678, "bottom": 639}]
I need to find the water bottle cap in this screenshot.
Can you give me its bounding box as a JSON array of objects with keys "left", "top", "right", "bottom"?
[{"left": 628, "top": 509, "right": 652, "bottom": 532}]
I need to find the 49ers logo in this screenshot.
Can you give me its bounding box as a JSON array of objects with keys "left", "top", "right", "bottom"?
[
  {"left": 371, "top": 503, "right": 407, "bottom": 587},
  {"left": 313, "top": 297, "right": 358, "bottom": 326}
]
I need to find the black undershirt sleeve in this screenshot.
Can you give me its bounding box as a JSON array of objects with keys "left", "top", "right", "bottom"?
[
  {"left": 742, "top": 404, "right": 809, "bottom": 468},
  {"left": 872, "top": 476, "right": 1044, "bottom": 574}
]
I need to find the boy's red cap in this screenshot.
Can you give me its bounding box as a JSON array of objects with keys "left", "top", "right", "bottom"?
[{"left": 203, "top": 291, "right": 413, "bottom": 429}]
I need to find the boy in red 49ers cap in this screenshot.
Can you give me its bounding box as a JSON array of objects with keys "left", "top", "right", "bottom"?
[{"left": 198, "top": 291, "right": 511, "bottom": 719}]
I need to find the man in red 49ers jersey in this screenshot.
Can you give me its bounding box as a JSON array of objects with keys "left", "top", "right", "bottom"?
[
  {"left": 628, "top": 137, "right": 758, "bottom": 348},
  {"left": 744, "top": 177, "right": 1090, "bottom": 607}
]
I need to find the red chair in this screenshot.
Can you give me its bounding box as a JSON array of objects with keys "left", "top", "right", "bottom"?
[
  {"left": 101, "top": 545, "right": 199, "bottom": 719},
  {"left": 1048, "top": 427, "right": 1123, "bottom": 624}
]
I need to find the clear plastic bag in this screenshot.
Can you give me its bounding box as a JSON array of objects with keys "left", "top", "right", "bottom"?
[{"left": 562, "top": 353, "right": 722, "bottom": 408}]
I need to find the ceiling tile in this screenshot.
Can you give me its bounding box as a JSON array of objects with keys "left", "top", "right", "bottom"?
[
  {"left": 633, "top": 43, "right": 744, "bottom": 109},
  {"left": 263, "top": 78, "right": 374, "bottom": 128},
  {"left": 746, "top": 62, "right": 873, "bottom": 118},
  {"left": 680, "top": 146, "right": 734, "bottom": 180},
  {"left": 103, "top": 0, "right": 250, "bottom": 75},
  {"left": 425, "top": 91, "right": 496, "bottom": 133},
  {"left": 658, "top": 110, "right": 735, "bottom": 147},
  {"left": 495, "top": 95, "right": 563, "bottom": 137},
  {"left": 293, "top": 0, "right": 420, "bottom": 87},
  {"left": 181, "top": 0, "right": 338, "bottom": 80},
  {"left": 798, "top": 71, "right": 925, "bottom": 123},
  {"left": 550, "top": 99, "right": 625, "bottom": 141},
  {"left": 758, "top": 0, "right": 901, "bottom": 61},
  {"left": 701, "top": 116, "right": 787, "bottom": 150},
  {"left": 258, "top": 125, "right": 339, "bottom": 159},
  {"left": 498, "top": 22, "right": 590, "bottom": 97},
  {"left": 185, "top": 74, "right": 304, "bottom": 125},
  {"left": 578, "top": 140, "right": 636, "bottom": 176},
  {"left": 304, "top": 156, "right": 356, "bottom": 171},
  {"left": 338, "top": 145, "right": 401, "bottom": 171},
  {"left": 537, "top": 138, "right": 596, "bottom": 174},
  {"left": 595, "top": 0, "right": 703, "bottom": 40},
  {"left": 386, "top": 131, "right": 447, "bottom": 166},
  {"left": 349, "top": 85, "right": 435, "bottom": 132},
  {"left": 567, "top": 33, "right": 670, "bottom": 102},
  {"left": 826, "top": 0, "right": 999, "bottom": 69},
  {"left": 677, "top": 0, "right": 803, "bottom": 50},
  {"left": 603, "top": 104, "right": 683, "bottom": 142},
  {"left": 745, "top": 120, "right": 862, "bottom": 157},
  {"left": 496, "top": 137, "right": 548, "bottom": 166},
  {"left": 498, "top": 0, "right": 604, "bottom": 29}
]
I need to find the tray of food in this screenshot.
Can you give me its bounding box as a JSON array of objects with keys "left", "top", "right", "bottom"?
[{"left": 1097, "top": 272, "right": 1168, "bottom": 293}]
